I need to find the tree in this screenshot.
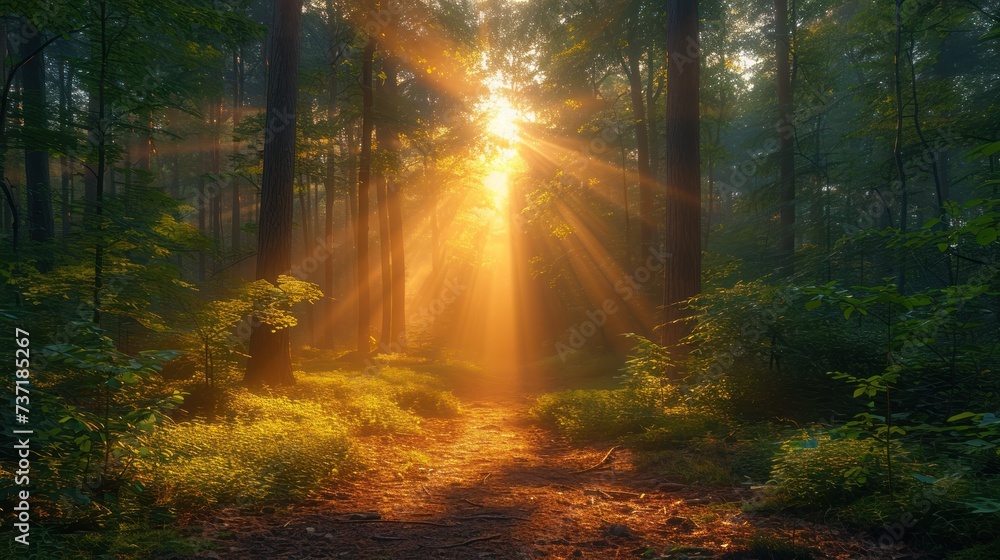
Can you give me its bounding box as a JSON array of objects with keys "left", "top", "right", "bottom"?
[
  {"left": 356, "top": 34, "right": 376, "bottom": 356},
  {"left": 22, "top": 28, "right": 55, "bottom": 243},
  {"left": 245, "top": 0, "right": 303, "bottom": 386},
  {"left": 662, "top": 0, "right": 701, "bottom": 350},
  {"left": 775, "top": 0, "right": 795, "bottom": 273},
  {"left": 623, "top": 0, "right": 655, "bottom": 258}
]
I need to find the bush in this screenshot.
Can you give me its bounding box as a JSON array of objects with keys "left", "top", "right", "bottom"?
[
  {"left": 140, "top": 390, "right": 351, "bottom": 508},
  {"left": 765, "top": 432, "right": 908, "bottom": 508}
]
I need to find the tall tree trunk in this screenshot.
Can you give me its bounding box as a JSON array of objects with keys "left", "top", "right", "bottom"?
[
  {"left": 22, "top": 30, "right": 54, "bottom": 242},
  {"left": 892, "top": 0, "right": 907, "bottom": 289},
  {"left": 624, "top": 0, "right": 654, "bottom": 259},
  {"left": 245, "top": 0, "right": 303, "bottom": 386},
  {"left": 375, "top": 144, "right": 392, "bottom": 350},
  {"left": 376, "top": 55, "right": 404, "bottom": 352},
  {"left": 231, "top": 47, "right": 243, "bottom": 254},
  {"left": 662, "top": 0, "right": 701, "bottom": 350},
  {"left": 59, "top": 58, "right": 72, "bottom": 238},
  {"left": 323, "top": 7, "right": 340, "bottom": 348},
  {"left": 210, "top": 101, "right": 223, "bottom": 263},
  {"left": 88, "top": 4, "right": 111, "bottom": 324},
  {"left": 775, "top": 0, "right": 796, "bottom": 274},
  {"left": 355, "top": 35, "right": 376, "bottom": 356}
]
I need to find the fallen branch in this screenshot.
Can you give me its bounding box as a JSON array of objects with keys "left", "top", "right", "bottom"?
[
  {"left": 583, "top": 489, "right": 612, "bottom": 500},
  {"left": 573, "top": 445, "right": 621, "bottom": 474},
  {"left": 457, "top": 515, "right": 529, "bottom": 521},
  {"left": 333, "top": 519, "right": 457, "bottom": 527},
  {"left": 372, "top": 534, "right": 408, "bottom": 541},
  {"left": 420, "top": 534, "right": 502, "bottom": 549},
  {"left": 460, "top": 498, "right": 485, "bottom": 508}
]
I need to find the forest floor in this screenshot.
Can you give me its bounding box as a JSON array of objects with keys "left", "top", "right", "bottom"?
[{"left": 183, "top": 385, "right": 915, "bottom": 560}]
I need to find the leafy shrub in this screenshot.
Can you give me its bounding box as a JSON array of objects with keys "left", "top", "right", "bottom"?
[
  {"left": 684, "top": 280, "right": 881, "bottom": 419},
  {"left": 347, "top": 393, "right": 422, "bottom": 435},
  {"left": 289, "top": 365, "right": 461, "bottom": 420},
  {"left": 0, "top": 325, "right": 183, "bottom": 522},
  {"left": 140, "top": 390, "right": 350, "bottom": 508},
  {"left": 766, "top": 432, "right": 908, "bottom": 507}
]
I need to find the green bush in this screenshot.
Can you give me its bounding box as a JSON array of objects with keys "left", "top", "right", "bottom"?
[
  {"left": 140, "top": 390, "right": 351, "bottom": 508},
  {"left": 766, "top": 432, "right": 907, "bottom": 507}
]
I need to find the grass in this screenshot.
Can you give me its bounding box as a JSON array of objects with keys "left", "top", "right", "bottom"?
[{"left": 139, "top": 363, "right": 461, "bottom": 509}]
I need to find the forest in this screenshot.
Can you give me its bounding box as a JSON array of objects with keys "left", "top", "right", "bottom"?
[{"left": 1, "top": 0, "right": 999, "bottom": 558}]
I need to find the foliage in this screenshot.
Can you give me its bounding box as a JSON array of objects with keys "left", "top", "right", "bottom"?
[
  {"left": 764, "top": 432, "right": 908, "bottom": 508},
  {"left": 137, "top": 363, "right": 459, "bottom": 509},
  {"left": 684, "top": 279, "right": 877, "bottom": 418},
  {"left": 180, "top": 275, "right": 322, "bottom": 389},
  {"left": 140, "top": 390, "right": 351, "bottom": 508},
  {"left": 0, "top": 324, "right": 183, "bottom": 523}
]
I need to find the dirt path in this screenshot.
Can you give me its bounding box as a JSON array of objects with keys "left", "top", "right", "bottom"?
[{"left": 196, "top": 399, "right": 900, "bottom": 559}]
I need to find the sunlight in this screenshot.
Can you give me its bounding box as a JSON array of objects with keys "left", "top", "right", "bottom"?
[
  {"left": 484, "top": 169, "right": 510, "bottom": 208},
  {"left": 485, "top": 95, "right": 521, "bottom": 144}
]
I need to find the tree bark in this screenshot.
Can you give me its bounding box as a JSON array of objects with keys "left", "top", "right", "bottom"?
[
  {"left": 375, "top": 121, "right": 392, "bottom": 350},
  {"left": 775, "top": 0, "right": 796, "bottom": 274},
  {"left": 355, "top": 35, "right": 376, "bottom": 356},
  {"left": 22, "top": 30, "right": 54, "bottom": 242},
  {"left": 231, "top": 47, "right": 243, "bottom": 254},
  {"left": 59, "top": 58, "right": 72, "bottom": 238},
  {"left": 662, "top": 0, "right": 701, "bottom": 350},
  {"left": 624, "top": 0, "right": 654, "bottom": 259},
  {"left": 245, "top": 0, "right": 303, "bottom": 386}
]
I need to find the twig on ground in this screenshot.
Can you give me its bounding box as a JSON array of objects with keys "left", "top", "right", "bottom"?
[
  {"left": 573, "top": 445, "right": 621, "bottom": 474},
  {"left": 583, "top": 488, "right": 612, "bottom": 500},
  {"left": 333, "top": 518, "right": 457, "bottom": 527},
  {"left": 460, "top": 498, "right": 485, "bottom": 507},
  {"left": 421, "top": 484, "right": 432, "bottom": 497},
  {"left": 482, "top": 472, "right": 492, "bottom": 484},
  {"left": 372, "top": 534, "right": 408, "bottom": 541},
  {"left": 420, "top": 534, "right": 502, "bottom": 549},
  {"left": 457, "top": 514, "right": 529, "bottom": 521}
]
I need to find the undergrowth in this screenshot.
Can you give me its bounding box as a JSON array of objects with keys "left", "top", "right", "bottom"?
[{"left": 140, "top": 364, "right": 461, "bottom": 509}]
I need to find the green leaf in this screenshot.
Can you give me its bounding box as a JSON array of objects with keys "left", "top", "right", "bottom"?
[
  {"left": 948, "top": 412, "right": 978, "bottom": 422},
  {"left": 804, "top": 299, "right": 822, "bottom": 311},
  {"left": 976, "top": 228, "right": 998, "bottom": 246}
]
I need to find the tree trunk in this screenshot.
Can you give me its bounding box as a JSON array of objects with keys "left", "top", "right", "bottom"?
[
  {"left": 245, "top": 0, "right": 303, "bottom": 386},
  {"left": 87, "top": 5, "right": 111, "bottom": 324},
  {"left": 662, "top": 0, "right": 701, "bottom": 350},
  {"left": 231, "top": 47, "right": 243, "bottom": 254},
  {"left": 625, "top": 0, "right": 654, "bottom": 259},
  {"left": 22, "top": 30, "right": 54, "bottom": 242},
  {"left": 59, "top": 58, "right": 72, "bottom": 238},
  {"left": 775, "top": 0, "right": 796, "bottom": 274},
  {"left": 355, "top": 36, "right": 376, "bottom": 356},
  {"left": 323, "top": 6, "right": 339, "bottom": 348},
  {"left": 385, "top": 66, "right": 406, "bottom": 351},
  {"left": 211, "top": 101, "right": 223, "bottom": 265}
]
